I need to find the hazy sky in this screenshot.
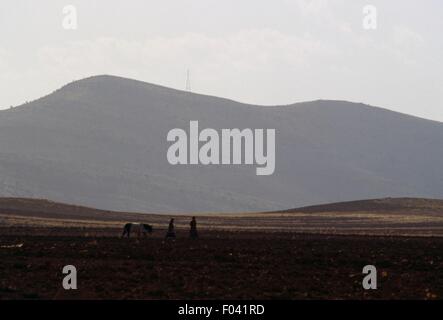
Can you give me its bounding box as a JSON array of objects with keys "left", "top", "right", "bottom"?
[{"left": 1, "top": 0, "right": 442, "bottom": 121}]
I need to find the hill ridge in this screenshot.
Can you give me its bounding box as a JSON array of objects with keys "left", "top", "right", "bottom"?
[{"left": 3, "top": 74, "right": 441, "bottom": 125}]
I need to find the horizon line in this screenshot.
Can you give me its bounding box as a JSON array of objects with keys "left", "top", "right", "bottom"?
[{"left": 1, "top": 73, "right": 442, "bottom": 125}]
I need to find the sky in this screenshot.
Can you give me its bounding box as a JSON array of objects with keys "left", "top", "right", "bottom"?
[{"left": 0, "top": 0, "right": 442, "bottom": 121}]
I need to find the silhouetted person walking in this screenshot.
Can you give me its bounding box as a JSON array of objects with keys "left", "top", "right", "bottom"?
[
  {"left": 190, "top": 216, "right": 198, "bottom": 239},
  {"left": 165, "top": 218, "right": 176, "bottom": 239}
]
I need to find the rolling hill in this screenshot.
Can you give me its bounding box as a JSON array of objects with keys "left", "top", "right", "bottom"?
[
  {"left": 1, "top": 197, "right": 443, "bottom": 237},
  {"left": 279, "top": 197, "right": 443, "bottom": 214},
  {"left": 0, "top": 75, "right": 442, "bottom": 213}
]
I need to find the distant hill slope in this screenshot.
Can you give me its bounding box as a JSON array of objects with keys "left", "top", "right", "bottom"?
[
  {"left": 0, "top": 197, "right": 120, "bottom": 220},
  {"left": 279, "top": 197, "right": 443, "bottom": 214},
  {"left": 0, "top": 75, "right": 442, "bottom": 213},
  {"left": 1, "top": 197, "right": 442, "bottom": 220}
]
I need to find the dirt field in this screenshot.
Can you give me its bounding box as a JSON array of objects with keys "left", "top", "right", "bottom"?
[
  {"left": 0, "top": 226, "right": 442, "bottom": 300},
  {"left": 1, "top": 197, "right": 443, "bottom": 300}
]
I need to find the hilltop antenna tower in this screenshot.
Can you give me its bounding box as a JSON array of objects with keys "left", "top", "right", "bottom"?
[{"left": 186, "top": 69, "right": 191, "bottom": 91}]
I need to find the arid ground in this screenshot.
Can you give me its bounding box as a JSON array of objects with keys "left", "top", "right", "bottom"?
[{"left": 0, "top": 197, "right": 443, "bottom": 299}]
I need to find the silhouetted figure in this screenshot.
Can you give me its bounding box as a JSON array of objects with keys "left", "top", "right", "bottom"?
[
  {"left": 189, "top": 216, "right": 198, "bottom": 239},
  {"left": 165, "top": 218, "right": 176, "bottom": 239}
]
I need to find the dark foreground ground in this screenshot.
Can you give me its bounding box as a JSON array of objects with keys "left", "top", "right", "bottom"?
[{"left": 0, "top": 227, "right": 442, "bottom": 300}]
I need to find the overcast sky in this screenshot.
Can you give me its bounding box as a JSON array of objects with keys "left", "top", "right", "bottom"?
[{"left": 1, "top": 0, "right": 442, "bottom": 121}]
